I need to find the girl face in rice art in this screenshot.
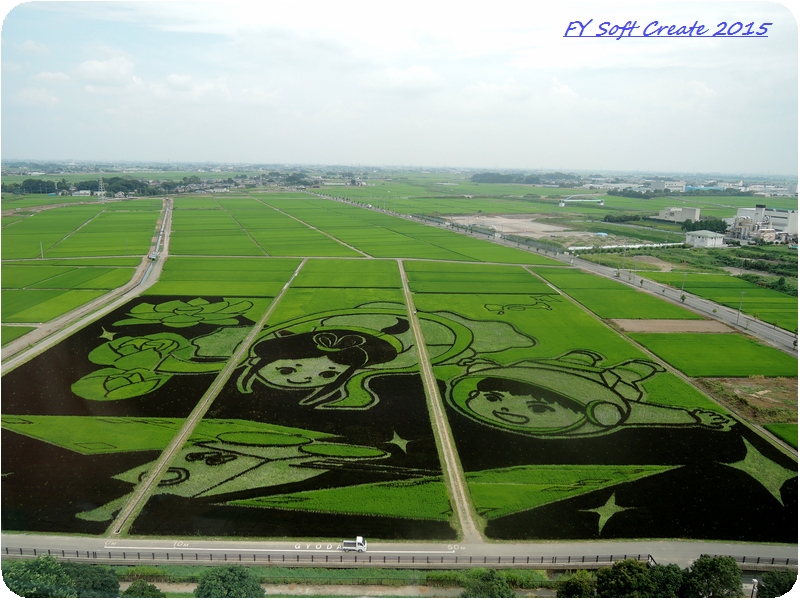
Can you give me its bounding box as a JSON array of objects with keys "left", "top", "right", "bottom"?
[{"left": 238, "top": 329, "right": 400, "bottom": 405}]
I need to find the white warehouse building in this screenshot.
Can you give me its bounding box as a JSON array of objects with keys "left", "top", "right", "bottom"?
[
  {"left": 656, "top": 207, "right": 700, "bottom": 223},
  {"left": 685, "top": 230, "right": 725, "bottom": 248}
]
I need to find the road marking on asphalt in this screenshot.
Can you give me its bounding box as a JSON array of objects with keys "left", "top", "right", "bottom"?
[{"left": 102, "top": 544, "right": 456, "bottom": 554}]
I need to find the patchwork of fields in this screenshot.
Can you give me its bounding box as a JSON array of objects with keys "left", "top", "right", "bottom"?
[
  {"left": 645, "top": 272, "right": 798, "bottom": 332},
  {"left": 1, "top": 191, "right": 796, "bottom": 544}
]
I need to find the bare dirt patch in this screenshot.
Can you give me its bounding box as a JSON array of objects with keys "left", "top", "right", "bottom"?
[
  {"left": 447, "top": 214, "right": 614, "bottom": 249},
  {"left": 632, "top": 255, "right": 674, "bottom": 272},
  {"left": 449, "top": 215, "right": 573, "bottom": 236},
  {"left": 612, "top": 319, "right": 733, "bottom": 333},
  {"left": 696, "top": 376, "right": 798, "bottom": 425}
]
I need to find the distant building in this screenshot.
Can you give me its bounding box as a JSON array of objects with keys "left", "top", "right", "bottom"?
[
  {"left": 685, "top": 230, "right": 724, "bottom": 248},
  {"left": 664, "top": 181, "right": 686, "bottom": 192},
  {"left": 655, "top": 207, "right": 700, "bottom": 223},
  {"left": 735, "top": 205, "right": 798, "bottom": 235},
  {"left": 71, "top": 190, "right": 92, "bottom": 196}
]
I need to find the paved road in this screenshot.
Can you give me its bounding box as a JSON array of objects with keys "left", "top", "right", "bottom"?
[{"left": 2, "top": 533, "right": 796, "bottom": 570}]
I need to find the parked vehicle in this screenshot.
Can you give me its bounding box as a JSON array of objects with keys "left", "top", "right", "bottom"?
[{"left": 342, "top": 536, "right": 367, "bottom": 552}]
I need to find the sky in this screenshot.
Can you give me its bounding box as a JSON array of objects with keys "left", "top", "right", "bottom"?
[{"left": 1, "top": 0, "right": 797, "bottom": 175}]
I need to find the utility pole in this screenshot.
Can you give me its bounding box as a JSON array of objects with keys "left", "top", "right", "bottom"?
[{"left": 737, "top": 291, "right": 746, "bottom": 325}]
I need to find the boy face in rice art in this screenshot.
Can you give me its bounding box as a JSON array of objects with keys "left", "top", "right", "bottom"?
[
  {"left": 465, "top": 377, "right": 586, "bottom": 432},
  {"left": 448, "top": 353, "right": 735, "bottom": 438}
]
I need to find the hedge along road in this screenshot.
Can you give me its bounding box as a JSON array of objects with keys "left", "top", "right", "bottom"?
[{"left": 0, "top": 197, "right": 174, "bottom": 372}]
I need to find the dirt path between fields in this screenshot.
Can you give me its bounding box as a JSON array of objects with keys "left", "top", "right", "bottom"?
[
  {"left": 611, "top": 319, "right": 734, "bottom": 333},
  {"left": 397, "top": 259, "right": 483, "bottom": 545},
  {"left": 255, "top": 196, "right": 372, "bottom": 258}
]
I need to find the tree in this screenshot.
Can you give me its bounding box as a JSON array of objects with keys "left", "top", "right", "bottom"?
[
  {"left": 650, "top": 563, "right": 684, "bottom": 597},
  {"left": 122, "top": 579, "right": 166, "bottom": 598},
  {"left": 2, "top": 555, "right": 77, "bottom": 597},
  {"left": 460, "top": 569, "right": 516, "bottom": 598},
  {"left": 595, "top": 558, "right": 656, "bottom": 598},
  {"left": 681, "top": 554, "right": 742, "bottom": 598},
  {"left": 757, "top": 570, "right": 796, "bottom": 597},
  {"left": 194, "top": 565, "right": 264, "bottom": 598},
  {"left": 60, "top": 562, "right": 119, "bottom": 597},
  {"left": 557, "top": 570, "right": 596, "bottom": 598}
]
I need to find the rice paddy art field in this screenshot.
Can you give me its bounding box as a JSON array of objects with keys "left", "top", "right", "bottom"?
[{"left": 1, "top": 192, "right": 796, "bottom": 545}]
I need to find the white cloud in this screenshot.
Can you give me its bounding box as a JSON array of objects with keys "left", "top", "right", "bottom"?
[
  {"left": 462, "top": 79, "right": 531, "bottom": 104},
  {"left": 150, "top": 75, "right": 232, "bottom": 104},
  {"left": 16, "top": 40, "right": 48, "bottom": 55},
  {"left": 34, "top": 71, "right": 70, "bottom": 83},
  {"left": 166, "top": 74, "right": 194, "bottom": 91},
  {"left": 377, "top": 65, "right": 442, "bottom": 94},
  {"left": 17, "top": 87, "right": 59, "bottom": 108},
  {"left": 549, "top": 78, "right": 578, "bottom": 103},
  {"left": 74, "top": 55, "right": 135, "bottom": 85},
  {"left": 2, "top": 60, "right": 23, "bottom": 73}
]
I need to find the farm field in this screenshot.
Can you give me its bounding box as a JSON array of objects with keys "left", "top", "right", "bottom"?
[
  {"left": 1, "top": 200, "right": 161, "bottom": 327},
  {"left": 1, "top": 202, "right": 160, "bottom": 336},
  {"left": 532, "top": 267, "right": 705, "bottom": 320},
  {"left": 0, "top": 253, "right": 148, "bottom": 325},
  {"left": 766, "top": 424, "right": 798, "bottom": 449},
  {"left": 262, "top": 195, "right": 561, "bottom": 264},
  {"left": 644, "top": 272, "right": 798, "bottom": 332},
  {"left": 319, "top": 178, "right": 797, "bottom": 222},
  {"left": 144, "top": 257, "right": 301, "bottom": 297},
  {"left": 628, "top": 332, "right": 799, "bottom": 378},
  {"left": 1, "top": 191, "right": 796, "bottom": 545}
]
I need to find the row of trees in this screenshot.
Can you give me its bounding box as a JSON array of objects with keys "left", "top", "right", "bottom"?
[
  {"left": 681, "top": 217, "right": 729, "bottom": 233},
  {"left": 2, "top": 556, "right": 165, "bottom": 597},
  {"left": 4, "top": 555, "right": 796, "bottom": 598},
  {"left": 1, "top": 557, "right": 264, "bottom": 598},
  {"left": 1, "top": 174, "right": 253, "bottom": 197},
  {"left": 603, "top": 213, "right": 642, "bottom": 223},
  {"left": 471, "top": 172, "right": 542, "bottom": 184},
  {"left": 557, "top": 555, "right": 795, "bottom": 598},
  {"left": 607, "top": 188, "right": 754, "bottom": 199}
]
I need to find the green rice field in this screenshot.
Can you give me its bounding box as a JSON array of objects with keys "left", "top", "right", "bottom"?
[
  {"left": 629, "top": 332, "right": 799, "bottom": 377},
  {"left": 644, "top": 272, "right": 798, "bottom": 332},
  {"left": 533, "top": 267, "right": 705, "bottom": 320},
  {"left": 765, "top": 423, "right": 798, "bottom": 449},
  {"left": 1, "top": 188, "right": 796, "bottom": 545}
]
